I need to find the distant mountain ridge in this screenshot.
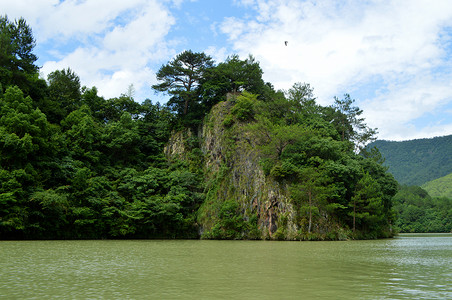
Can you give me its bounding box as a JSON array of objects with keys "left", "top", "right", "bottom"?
[{"left": 368, "top": 135, "right": 452, "bottom": 186}]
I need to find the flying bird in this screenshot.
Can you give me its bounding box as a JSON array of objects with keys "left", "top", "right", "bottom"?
[{"left": 285, "top": 41, "right": 288, "bottom": 46}]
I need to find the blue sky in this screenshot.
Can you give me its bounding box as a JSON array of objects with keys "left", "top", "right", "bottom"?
[{"left": 2, "top": 0, "right": 452, "bottom": 141}]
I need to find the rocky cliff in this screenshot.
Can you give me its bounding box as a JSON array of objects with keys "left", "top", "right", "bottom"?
[
  {"left": 199, "top": 100, "right": 298, "bottom": 239},
  {"left": 165, "top": 97, "right": 346, "bottom": 240}
]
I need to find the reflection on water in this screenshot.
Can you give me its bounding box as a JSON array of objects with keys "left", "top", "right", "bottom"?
[{"left": 0, "top": 234, "right": 451, "bottom": 299}]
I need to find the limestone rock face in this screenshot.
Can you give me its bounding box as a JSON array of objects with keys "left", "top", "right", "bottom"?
[
  {"left": 200, "top": 101, "right": 299, "bottom": 239},
  {"left": 164, "top": 100, "right": 298, "bottom": 239},
  {"left": 164, "top": 128, "right": 194, "bottom": 160}
]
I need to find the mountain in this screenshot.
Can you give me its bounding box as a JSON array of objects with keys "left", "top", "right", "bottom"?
[
  {"left": 368, "top": 135, "right": 452, "bottom": 186},
  {"left": 422, "top": 172, "right": 452, "bottom": 199}
]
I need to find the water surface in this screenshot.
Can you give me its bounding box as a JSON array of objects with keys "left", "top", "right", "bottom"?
[{"left": 1, "top": 233, "right": 450, "bottom": 299}]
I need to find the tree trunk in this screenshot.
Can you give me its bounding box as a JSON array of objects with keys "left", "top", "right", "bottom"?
[{"left": 183, "top": 98, "right": 188, "bottom": 115}]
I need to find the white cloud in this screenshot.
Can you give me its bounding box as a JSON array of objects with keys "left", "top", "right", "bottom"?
[
  {"left": 204, "top": 46, "right": 229, "bottom": 63},
  {"left": 361, "top": 73, "right": 452, "bottom": 141},
  {"left": 1, "top": 0, "right": 145, "bottom": 41},
  {"left": 220, "top": 0, "right": 452, "bottom": 140},
  {"left": 1, "top": 0, "right": 177, "bottom": 101}
]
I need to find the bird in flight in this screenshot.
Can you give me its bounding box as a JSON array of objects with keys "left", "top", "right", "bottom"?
[{"left": 285, "top": 41, "right": 288, "bottom": 46}]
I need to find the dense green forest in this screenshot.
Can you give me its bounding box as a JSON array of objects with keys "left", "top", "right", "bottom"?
[
  {"left": 368, "top": 136, "right": 452, "bottom": 233},
  {"left": 1, "top": 16, "right": 399, "bottom": 240},
  {"left": 393, "top": 185, "right": 451, "bottom": 233},
  {"left": 368, "top": 135, "right": 452, "bottom": 186}
]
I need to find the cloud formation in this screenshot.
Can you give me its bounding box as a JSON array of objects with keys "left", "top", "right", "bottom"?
[
  {"left": 2, "top": 0, "right": 176, "bottom": 100},
  {"left": 224, "top": 0, "right": 452, "bottom": 140}
]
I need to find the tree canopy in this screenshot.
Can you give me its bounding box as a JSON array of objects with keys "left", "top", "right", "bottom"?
[
  {"left": 152, "top": 50, "right": 214, "bottom": 117},
  {"left": 0, "top": 15, "right": 44, "bottom": 100}
]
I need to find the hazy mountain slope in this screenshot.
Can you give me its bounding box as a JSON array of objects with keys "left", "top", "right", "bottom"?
[
  {"left": 368, "top": 135, "right": 452, "bottom": 185},
  {"left": 422, "top": 172, "right": 452, "bottom": 199}
]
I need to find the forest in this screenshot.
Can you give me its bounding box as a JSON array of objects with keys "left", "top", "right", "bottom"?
[
  {"left": 369, "top": 136, "right": 452, "bottom": 186},
  {"left": 393, "top": 185, "right": 451, "bottom": 233},
  {"left": 368, "top": 137, "right": 452, "bottom": 233},
  {"left": 1, "top": 16, "right": 401, "bottom": 239}
]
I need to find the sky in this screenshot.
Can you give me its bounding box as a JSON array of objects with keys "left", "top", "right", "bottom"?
[{"left": 2, "top": 0, "right": 452, "bottom": 141}]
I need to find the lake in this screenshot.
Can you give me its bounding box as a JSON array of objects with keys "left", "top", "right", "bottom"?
[{"left": 1, "top": 233, "right": 450, "bottom": 299}]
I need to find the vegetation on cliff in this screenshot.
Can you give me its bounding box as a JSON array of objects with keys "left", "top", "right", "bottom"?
[
  {"left": 1, "top": 16, "right": 398, "bottom": 239},
  {"left": 190, "top": 87, "right": 397, "bottom": 240}
]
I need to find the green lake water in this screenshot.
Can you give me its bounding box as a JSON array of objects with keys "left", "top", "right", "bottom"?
[{"left": 1, "top": 233, "right": 451, "bottom": 299}]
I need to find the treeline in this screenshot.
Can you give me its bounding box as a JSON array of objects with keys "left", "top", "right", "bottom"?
[
  {"left": 393, "top": 186, "right": 451, "bottom": 233},
  {"left": 1, "top": 15, "right": 398, "bottom": 239},
  {"left": 1, "top": 16, "right": 203, "bottom": 239},
  {"left": 368, "top": 135, "right": 452, "bottom": 233}
]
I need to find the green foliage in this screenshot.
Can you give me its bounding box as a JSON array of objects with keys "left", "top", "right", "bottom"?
[
  {"left": 198, "top": 79, "right": 394, "bottom": 239},
  {"left": 393, "top": 185, "right": 451, "bottom": 233},
  {"left": 200, "top": 54, "right": 265, "bottom": 108},
  {"left": 207, "top": 200, "right": 245, "bottom": 239},
  {"left": 0, "top": 86, "right": 57, "bottom": 171},
  {"left": 349, "top": 172, "right": 384, "bottom": 235},
  {"left": 102, "top": 95, "right": 142, "bottom": 122},
  {"left": 422, "top": 172, "right": 452, "bottom": 199},
  {"left": 326, "top": 94, "right": 377, "bottom": 151},
  {"left": 153, "top": 50, "right": 214, "bottom": 117},
  {"left": 44, "top": 68, "right": 82, "bottom": 122},
  {"left": 0, "top": 74, "right": 198, "bottom": 239},
  {"left": 222, "top": 114, "right": 235, "bottom": 127},
  {"left": 0, "top": 15, "right": 45, "bottom": 100},
  {"left": 285, "top": 82, "right": 319, "bottom": 121},
  {"left": 230, "top": 91, "right": 258, "bottom": 121}
]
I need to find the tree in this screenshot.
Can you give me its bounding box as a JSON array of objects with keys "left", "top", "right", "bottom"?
[
  {"left": 80, "top": 86, "right": 105, "bottom": 121},
  {"left": 0, "top": 86, "right": 58, "bottom": 237},
  {"left": 137, "top": 99, "right": 174, "bottom": 163},
  {"left": 327, "top": 94, "right": 377, "bottom": 151},
  {"left": 282, "top": 82, "right": 321, "bottom": 126},
  {"left": 200, "top": 54, "right": 265, "bottom": 111},
  {"left": 46, "top": 68, "right": 82, "bottom": 122},
  {"left": 0, "top": 16, "right": 43, "bottom": 98},
  {"left": 215, "top": 54, "right": 264, "bottom": 94},
  {"left": 60, "top": 105, "right": 102, "bottom": 165},
  {"left": 290, "top": 165, "right": 336, "bottom": 234},
  {"left": 350, "top": 171, "right": 384, "bottom": 235},
  {"left": 285, "top": 82, "right": 317, "bottom": 115},
  {"left": 0, "top": 86, "right": 55, "bottom": 170},
  {"left": 152, "top": 50, "right": 214, "bottom": 115},
  {"left": 102, "top": 95, "right": 142, "bottom": 122},
  {"left": 102, "top": 112, "right": 141, "bottom": 166}
]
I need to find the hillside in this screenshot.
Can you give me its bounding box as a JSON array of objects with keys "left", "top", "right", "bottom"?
[
  {"left": 368, "top": 135, "right": 452, "bottom": 186},
  {"left": 1, "top": 16, "right": 398, "bottom": 240},
  {"left": 422, "top": 173, "right": 452, "bottom": 199}
]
